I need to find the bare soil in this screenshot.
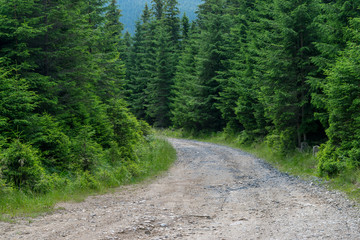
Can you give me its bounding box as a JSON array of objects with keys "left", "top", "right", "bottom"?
[{"left": 1, "top": 138, "right": 359, "bottom": 240}]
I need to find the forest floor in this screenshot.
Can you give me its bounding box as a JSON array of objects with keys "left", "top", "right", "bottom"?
[{"left": 1, "top": 138, "right": 360, "bottom": 240}]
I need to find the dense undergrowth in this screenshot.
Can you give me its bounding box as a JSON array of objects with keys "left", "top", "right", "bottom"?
[
  {"left": 161, "top": 129, "right": 360, "bottom": 202},
  {"left": 0, "top": 136, "right": 176, "bottom": 221}
]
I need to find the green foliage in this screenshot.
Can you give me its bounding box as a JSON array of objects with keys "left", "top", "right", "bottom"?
[
  {"left": 121, "top": 0, "right": 201, "bottom": 34},
  {"left": 125, "top": 0, "right": 181, "bottom": 127},
  {"left": 217, "top": 0, "right": 260, "bottom": 135},
  {"left": 108, "top": 99, "right": 142, "bottom": 160},
  {"left": 2, "top": 0, "right": 360, "bottom": 216},
  {"left": 0, "top": 136, "right": 177, "bottom": 217},
  {"left": 71, "top": 126, "right": 104, "bottom": 172},
  {"left": 106, "top": 141, "right": 124, "bottom": 166},
  {"left": 265, "top": 128, "right": 297, "bottom": 155},
  {"left": 0, "top": 177, "right": 13, "bottom": 196},
  {"left": 126, "top": 5, "right": 155, "bottom": 120},
  {"left": 145, "top": 23, "right": 175, "bottom": 127},
  {"left": 317, "top": 143, "right": 346, "bottom": 177},
  {"left": 26, "top": 114, "right": 71, "bottom": 172},
  {"left": 126, "top": 161, "right": 143, "bottom": 178},
  {"left": 0, "top": 140, "right": 46, "bottom": 191},
  {"left": 310, "top": 0, "right": 360, "bottom": 128},
  {"left": 172, "top": 0, "right": 233, "bottom": 131},
  {"left": 171, "top": 23, "right": 201, "bottom": 131},
  {"left": 0, "top": 0, "right": 180, "bottom": 218},
  {"left": 317, "top": 17, "right": 360, "bottom": 176},
  {"left": 193, "top": 0, "right": 229, "bottom": 131},
  {"left": 254, "top": 0, "right": 321, "bottom": 148},
  {"left": 71, "top": 171, "right": 101, "bottom": 191},
  {"left": 0, "top": 67, "right": 37, "bottom": 140}
]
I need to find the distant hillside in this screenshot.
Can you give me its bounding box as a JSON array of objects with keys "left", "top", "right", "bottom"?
[{"left": 119, "top": 0, "right": 202, "bottom": 34}]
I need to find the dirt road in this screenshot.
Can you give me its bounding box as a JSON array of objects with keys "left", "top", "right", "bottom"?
[{"left": 1, "top": 138, "right": 359, "bottom": 239}]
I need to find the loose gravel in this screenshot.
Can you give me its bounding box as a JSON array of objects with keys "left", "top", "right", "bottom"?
[{"left": 0, "top": 138, "right": 359, "bottom": 239}]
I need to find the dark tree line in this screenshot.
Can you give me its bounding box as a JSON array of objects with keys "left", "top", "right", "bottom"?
[{"left": 125, "top": 0, "right": 360, "bottom": 177}]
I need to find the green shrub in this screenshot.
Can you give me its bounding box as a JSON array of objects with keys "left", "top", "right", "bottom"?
[
  {"left": 106, "top": 141, "right": 124, "bottom": 165},
  {"left": 0, "top": 140, "right": 47, "bottom": 191},
  {"left": 48, "top": 173, "right": 69, "bottom": 190},
  {"left": 139, "top": 120, "right": 153, "bottom": 137},
  {"left": 95, "top": 168, "right": 119, "bottom": 187},
  {"left": 237, "top": 130, "right": 254, "bottom": 145},
  {"left": 113, "top": 165, "right": 132, "bottom": 183},
  {"left": 88, "top": 99, "right": 114, "bottom": 148},
  {"left": 348, "top": 141, "right": 360, "bottom": 168},
  {"left": 266, "top": 128, "right": 296, "bottom": 155},
  {"left": 317, "top": 142, "right": 354, "bottom": 177},
  {"left": 0, "top": 177, "right": 13, "bottom": 195},
  {"left": 126, "top": 161, "right": 142, "bottom": 178},
  {"left": 108, "top": 99, "right": 142, "bottom": 145},
  {"left": 26, "top": 114, "right": 72, "bottom": 172},
  {"left": 71, "top": 171, "right": 101, "bottom": 191},
  {"left": 71, "top": 125, "right": 104, "bottom": 171},
  {"left": 107, "top": 99, "right": 142, "bottom": 161}
]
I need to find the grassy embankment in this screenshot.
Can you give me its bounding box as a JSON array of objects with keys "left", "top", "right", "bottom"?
[
  {"left": 161, "top": 129, "right": 360, "bottom": 202},
  {"left": 0, "top": 136, "right": 176, "bottom": 222}
]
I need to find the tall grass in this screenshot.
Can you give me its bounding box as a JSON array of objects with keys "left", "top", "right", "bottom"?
[
  {"left": 160, "top": 129, "right": 360, "bottom": 202},
  {"left": 0, "top": 137, "right": 176, "bottom": 220}
]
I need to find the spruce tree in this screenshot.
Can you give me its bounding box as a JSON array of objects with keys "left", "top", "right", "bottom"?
[
  {"left": 193, "top": 0, "right": 229, "bottom": 131},
  {"left": 152, "top": 0, "right": 164, "bottom": 20},
  {"left": 145, "top": 23, "right": 175, "bottom": 127},
  {"left": 181, "top": 13, "right": 190, "bottom": 43},
  {"left": 215, "top": 0, "right": 256, "bottom": 134},
  {"left": 95, "top": 0, "right": 126, "bottom": 102},
  {"left": 250, "top": 0, "right": 321, "bottom": 152},
  {"left": 140, "top": 0, "right": 180, "bottom": 127},
  {"left": 310, "top": 0, "right": 360, "bottom": 128},
  {"left": 126, "top": 4, "right": 155, "bottom": 120},
  {"left": 317, "top": 17, "right": 360, "bottom": 176},
  {"left": 171, "top": 24, "right": 202, "bottom": 130},
  {"left": 0, "top": 65, "right": 37, "bottom": 141},
  {"left": 123, "top": 31, "right": 133, "bottom": 86},
  {"left": 164, "top": 0, "right": 180, "bottom": 45}
]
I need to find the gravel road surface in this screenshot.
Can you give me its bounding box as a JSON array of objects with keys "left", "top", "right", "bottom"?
[{"left": 1, "top": 138, "right": 359, "bottom": 239}]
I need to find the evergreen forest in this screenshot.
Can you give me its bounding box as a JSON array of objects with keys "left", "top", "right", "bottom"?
[
  {"left": 120, "top": 0, "right": 201, "bottom": 33},
  {"left": 1, "top": 0, "right": 360, "bottom": 202},
  {"left": 124, "top": 0, "right": 360, "bottom": 179}
]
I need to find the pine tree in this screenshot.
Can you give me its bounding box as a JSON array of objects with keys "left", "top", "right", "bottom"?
[
  {"left": 249, "top": 0, "right": 321, "bottom": 152},
  {"left": 0, "top": 0, "right": 45, "bottom": 73},
  {"left": 152, "top": 0, "right": 164, "bottom": 19},
  {"left": 126, "top": 4, "right": 155, "bottom": 120},
  {"left": 317, "top": 17, "right": 360, "bottom": 176},
  {"left": 164, "top": 0, "right": 180, "bottom": 45},
  {"left": 95, "top": 0, "right": 126, "bottom": 102},
  {"left": 123, "top": 31, "right": 133, "bottom": 85},
  {"left": 310, "top": 0, "right": 360, "bottom": 128},
  {"left": 0, "top": 65, "right": 37, "bottom": 141},
  {"left": 181, "top": 13, "right": 190, "bottom": 43},
  {"left": 193, "top": 0, "right": 229, "bottom": 131},
  {"left": 145, "top": 23, "right": 175, "bottom": 127},
  {"left": 171, "top": 24, "right": 202, "bottom": 130},
  {"left": 139, "top": 0, "right": 180, "bottom": 127},
  {"left": 0, "top": 0, "right": 45, "bottom": 141},
  {"left": 0, "top": 0, "right": 147, "bottom": 189},
  {"left": 215, "top": 0, "right": 256, "bottom": 134}
]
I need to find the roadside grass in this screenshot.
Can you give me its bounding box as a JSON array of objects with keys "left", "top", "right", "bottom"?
[
  {"left": 160, "top": 129, "right": 360, "bottom": 202},
  {"left": 0, "top": 137, "right": 176, "bottom": 221},
  {"left": 131, "top": 137, "right": 177, "bottom": 183}
]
